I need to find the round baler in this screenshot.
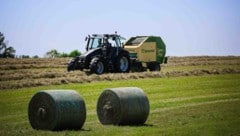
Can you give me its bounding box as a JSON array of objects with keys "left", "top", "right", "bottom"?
[{"left": 124, "top": 36, "right": 167, "bottom": 72}]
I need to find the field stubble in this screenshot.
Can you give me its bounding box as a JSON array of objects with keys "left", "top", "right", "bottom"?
[{"left": 0, "top": 56, "right": 240, "bottom": 90}]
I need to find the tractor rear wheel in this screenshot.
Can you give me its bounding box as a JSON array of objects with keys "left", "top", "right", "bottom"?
[
  {"left": 115, "top": 53, "right": 130, "bottom": 73},
  {"left": 90, "top": 57, "right": 105, "bottom": 74}
]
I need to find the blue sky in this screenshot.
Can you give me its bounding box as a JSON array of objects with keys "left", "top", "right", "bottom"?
[{"left": 1, "top": 0, "right": 240, "bottom": 57}]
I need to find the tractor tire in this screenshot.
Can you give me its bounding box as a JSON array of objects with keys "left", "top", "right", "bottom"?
[
  {"left": 149, "top": 62, "right": 161, "bottom": 71},
  {"left": 67, "top": 62, "right": 77, "bottom": 71},
  {"left": 67, "top": 57, "right": 80, "bottom": 71},
  {"left": 67, "top": 64, "right": 73, "bottom": 72},
  {"left": 115, "top": 53, "right": 130, "bottom": 73},
  {"left": 130, "top": 61, "right": 144, "bottom": 72},
  {"left": 89, "top": 57, "right": 105, "bottom": 74}
]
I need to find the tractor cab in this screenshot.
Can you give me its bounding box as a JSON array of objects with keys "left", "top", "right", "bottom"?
[{"left": 85, "top": 34, "right": 125, "bottom": 51}]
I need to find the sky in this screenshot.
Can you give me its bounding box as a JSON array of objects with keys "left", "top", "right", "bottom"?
[{"left": 0, "top": 0, "right": 240, "bottom": 57}]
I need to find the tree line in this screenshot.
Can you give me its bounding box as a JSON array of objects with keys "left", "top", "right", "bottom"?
[
  {"left": 1, "top": 32, "right": 81, "bottom": 58},
  {"left": 17, "top": 49, "right": 81, "bottom": 58},
  {"left": 44, "top": 49, "right": 81, "bottom": 58}
]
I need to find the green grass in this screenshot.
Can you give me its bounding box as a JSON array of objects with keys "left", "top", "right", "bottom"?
[
  {"left": 0, "top": 74, "right": 240, "bottom": 136},
  {"left": 162, "top": 64, "right": 240, "bottom": 72}
]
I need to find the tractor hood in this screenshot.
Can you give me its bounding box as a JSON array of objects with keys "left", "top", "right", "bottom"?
[
  {"left": 80, "top": 47, "right": 103, "bottom": 59},
  {"left": 79, "top": 47, "right": 103, "bottom": 67}
]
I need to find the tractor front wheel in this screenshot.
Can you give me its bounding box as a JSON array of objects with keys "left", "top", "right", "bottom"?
[
  {"left": 67, "top": 57, "right": 80, "bottom": 71},
  {"left": 90, "top": 57, "right": 105, "bottom": 74}
]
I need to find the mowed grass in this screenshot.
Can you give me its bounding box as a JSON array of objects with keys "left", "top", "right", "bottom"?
[
  {"left": 1, "top": 56, "right": 239, "bottom": 90},
  {"left": 0, "top": 74, "right": 240, "bottom": 136}
]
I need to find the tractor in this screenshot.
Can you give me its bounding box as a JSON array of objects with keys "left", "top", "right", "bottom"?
[
  {"left": 67, "top": 33, "right": 167, "bottom": 74},
  {"left": 67, "top": 34, "right": 130, "bottom": 74}
]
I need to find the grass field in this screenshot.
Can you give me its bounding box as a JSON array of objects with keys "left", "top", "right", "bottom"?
[
  {"left": 0, "top": 56, "right": 240, "bottom": 135},
  {"left": 0, "top": 74, "right": 240, "bottom": 136}
]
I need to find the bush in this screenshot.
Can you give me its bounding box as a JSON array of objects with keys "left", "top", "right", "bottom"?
[{"left": 69, "top": 50, "right": 81, "bottom": 57}]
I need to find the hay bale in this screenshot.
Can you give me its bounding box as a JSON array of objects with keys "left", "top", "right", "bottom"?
[
  {"left": 28, "top": 90, "right": 86, "bottom": 130},
  {"left": 97, "top": 87, "right": 149, "bottom": 125}
]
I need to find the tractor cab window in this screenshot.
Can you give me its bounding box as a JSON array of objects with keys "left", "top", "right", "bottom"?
[
  {"left": 114, "top": 37, "right": 122, "bottom": 47},
  {"left": 90, "top": 38, "right": 102, "bottom": 49},
  {"left": 102, "top": 37, "right": 116, "bottom": 47},
  {"left": 87, "top": 35, "right": 124, "bottom": 50},
  {"left": 107, "top": 37, "right": 121, "bottom": 47},
  {"left": 107, "top": 38, "right": 115, "bottom": 47}
]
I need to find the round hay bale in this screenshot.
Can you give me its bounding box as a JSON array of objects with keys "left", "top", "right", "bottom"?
[
  {"left": 97, "top": 87, "right": 149, "bottom": 125},
  {"left": 28, "top": 90, "right": 86, "bottom": 130}
]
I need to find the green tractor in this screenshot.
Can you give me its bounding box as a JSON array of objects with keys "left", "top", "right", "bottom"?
[
  {"left": 67, "top": 34, "right": 130, "bottom": 74},
  {"left": 67, "top": 34, "right": 167, "bottom": 74}
]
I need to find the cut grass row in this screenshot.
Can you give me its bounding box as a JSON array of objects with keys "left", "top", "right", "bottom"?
[
  {"left": 0, "top": 68, "right": 239, "bottom": 90},
  {"left": 0, "top": 74, "right": 239, "bottom": 135},
  {"left": 0, "top": 56, "right": 239, "bottom": 70},
  {"left": 1, "top": 56, "right": 240, "bottom": 90},
  {"left": 1, "top": 64, "right": 239, "bottom": 81}
]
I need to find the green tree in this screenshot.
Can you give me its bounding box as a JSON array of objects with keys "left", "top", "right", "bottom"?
[
  {"left": 20, "top": 55, "right": 30, "bottom": 58},
  {"left": 0, "top": 32, "right": 6, "bottom": 57},
  {"left": 32, "top": 55, "right": 39, "bottom": 58},
  {"left": 60, "top": 52, "right": 69, "bottom": 58},
  {"left": 3, "top": 47, "right": 16, "bottom": 58},
  {"left": 45, "top": 49, "right": 60, "bottom": 58},
  {"left": 0, "top": 32, "right": 16, "bottom": 58},
  {"left": 69, "top": 49, "right": 81, "bottom": 57}
]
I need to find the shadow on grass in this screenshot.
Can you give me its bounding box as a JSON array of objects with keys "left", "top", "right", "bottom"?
[
  {"left": 118, "top": 123, "right": 154, "bottom": 127},
  {"left": 63, "top": 128, "right": 92, "bottom": 132},
  {"left": 80, "top": 128, "right": 92, "bottom": 132},
  {"left": 38, "top": 128, "right": 92, "bottom": 132}
]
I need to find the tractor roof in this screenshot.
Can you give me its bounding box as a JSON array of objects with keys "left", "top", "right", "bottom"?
[{"left": 91, "top": 34, "right": 126, "bottom": 40}]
